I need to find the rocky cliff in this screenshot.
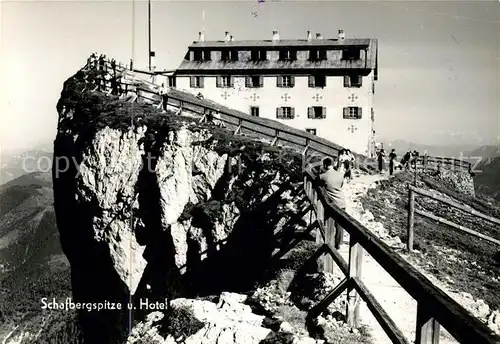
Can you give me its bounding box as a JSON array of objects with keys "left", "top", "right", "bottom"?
[{"left": 51, "top": 69, "right": 336, "bottom": 344}]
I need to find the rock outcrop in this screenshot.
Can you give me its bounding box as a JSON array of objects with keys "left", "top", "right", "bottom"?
[{"left": 52, "top": 69, "right": 306, "bottom": 343}]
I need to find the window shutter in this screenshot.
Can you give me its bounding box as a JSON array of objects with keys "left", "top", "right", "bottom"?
[
  {"left": 245, "top": 77, "right": 251, "bottom": 88},
  {"left": 343, "top": 76, "right": 350, "bottom": 87},
  {"left": 322, "top": 107, "right": 327, "bottom": 119},
  {"left": 216, "top": 76, "right": 221, "bottom": 88},
  {"left": 259, "top": 76, "right": 263, "bottom": 87},
  {"left": 199, "top": 77, "right": 204, "bottom": 88},
  {"left": 276, "top": 107, "right": 282, "bottom": 119},
  {"left": 343, "top": 107, "right": 348, "bottom": 119},
  {"left": 190, "top": 77, "right": 195, "bottom": 88},
  {"left": 358, "top": 76, "right": 363, "bottom": 87},
  {"left": 291, "top": 107, "right": 295, "bottom": 119},
  {"left": 229, "top": 76, "right": 234, "bottom": 87},
  {"left": 290, "top": 76, "right": 295, "bottom": 87},
  {"left": 358, "top": 107, "right": 362, "bottom": 119},
  {"left": 308, "top": 76, "right": 315, "bottom": 88},
  {"left": 277, "top": 76, "right": 283, "bottom": 87},
  {"left": 307, "top": 107, "right": 313, "bottom": 119}
]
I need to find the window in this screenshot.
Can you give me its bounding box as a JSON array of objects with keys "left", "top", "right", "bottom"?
[
  {"left": 189, "top": 76, "right": 204, "bottom": 88},
  {"left": 279, "top": 49, "right": 297, "bottom": 61},
  {"left": 277, "top": 75, "right": 294, "bottom": 88},
  {"left": 251, "top": 49, "right": 267, "bottom": 61},
  {"left": 216, "top": 75, "right": 233, "bottom": 88},
  {"left": 309, "top": 48, "right": 327, "bottom": 61},
  {"left": 343, "top": 107, "right": 362, "bottom": 119},
  {"left": 342, "top": 48, "right": 360, "bottom": 60},
  {"left": 194, "top": 49, "right": 211, "bottom": 61},
  {"left": 306, "top": 128, "right": 317, "bottom": 135},
  {"left": 276, "top": 107, "right": 295, "bottom": 119},
  {"left": 371, "top": 108, "right": 374, "bottom": 121},
  {"left": 221, "top": 49, "right": 238, "bottom": 61},
  {"left": 308, "top": 75, "right": 326, "bottom": 88},
  {"left": 245, "top": 76, "right": 263, "bottom": 88},
  {"left": 343, "top": 75, "right": 363, "bottom": 88},
  {"left": 250, "top": 106, "right": 259, "bottom": 117},
  {"left": 168, "top": 76, "right": 176, "bottom": 87},
  {"left": 308, "top": 106, "right": 326, "bottom": 119}
]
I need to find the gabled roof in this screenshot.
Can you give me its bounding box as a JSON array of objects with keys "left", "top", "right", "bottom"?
[{"left": 189, "top": 38, "right": 372, "bottom": 49}]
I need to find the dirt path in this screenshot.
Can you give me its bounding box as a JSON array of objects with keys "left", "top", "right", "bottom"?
[{"left": 333, "top": 172, "right": 458, "bottom": 344}]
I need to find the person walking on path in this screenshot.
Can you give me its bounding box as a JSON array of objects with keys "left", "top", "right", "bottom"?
[
  {"left": 389, "top": 149, "right": 397, "bottom": 176},
  {"left": 344, "top": 149, "right": 355, "bottom": 183},
  {"left": 316, "top": 157, "right": 346, "bottom": 249},
  {"left": 377, "top": 149, "right": 386, "bottom": 173},
  {"left": 159, "top": 83, "right": 168, "bottom": 112}
]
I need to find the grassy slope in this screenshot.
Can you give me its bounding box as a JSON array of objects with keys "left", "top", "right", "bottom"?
[{"left": 359, "top": 171, "right": 500, "bottom": 309}]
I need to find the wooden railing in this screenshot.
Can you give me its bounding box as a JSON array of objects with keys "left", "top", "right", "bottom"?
[
  {"left": 303, "top": 169, "right": 500, "bottom": 344},
  {"left": 407, "top": 184, "right": 500, "bottom": 251},
  {"left": 413, "top": 155, "right": 472, "bottom": 174}
]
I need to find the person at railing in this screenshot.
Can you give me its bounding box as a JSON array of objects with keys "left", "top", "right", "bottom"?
[
  {"left": 98, "top": 54, "right": 105, "bottom": 71},
  {"left": 409, "top": 150, "right": 419, "bottom": 170},
  {"left": 111, "top": 58, "right": 116, "bottom": 76},
  {"left": 316, "top": 157, "right": 346, "bottom": 249},
  {"left": 389, "top": 149, "right": 397, "bottom": 176},
  {"left": 400, "top": 151, "right": 411, "bottom": 170},
  {"left": 377, "top": 149, "right": 386, "bottom": 173},
  {"left": 159, "top": 83, "right": 168, "bottom": 112}
]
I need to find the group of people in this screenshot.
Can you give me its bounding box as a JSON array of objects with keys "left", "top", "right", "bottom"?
[
  {"left": 86, "top": 53, "right": 124, "bottom": 95},
  {"left": 376, "top": 148, "right": 422, "bottom": 175}
]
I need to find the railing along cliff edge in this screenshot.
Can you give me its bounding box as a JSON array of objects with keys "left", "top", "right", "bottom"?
[
  {"left": 81, "top": 58, "right": 499, "bottom": 343},
  {"left": 303, "top": 167, "right": 500, "bottom": 344}
]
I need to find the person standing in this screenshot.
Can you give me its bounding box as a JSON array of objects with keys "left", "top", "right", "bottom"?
[
  {"left": 377, "top": 149, "right": 386, "bottom": 173},
  {"left": 316, "top": 157, "right": 346, "bottom": 249},
  {"left": 159, "top": 83, "right": 168, "bottom": 112},
  {"left": 388, "top": 149, "right": 397, "bottom": 176}
]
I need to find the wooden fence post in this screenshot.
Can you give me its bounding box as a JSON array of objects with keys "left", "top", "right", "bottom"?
[
  {"left": 407, "top": 187, "right": 415, "bottom": 252},
  {"left": 415, "top": 304, "right": 440, "bottom": 344},
  {"left": 324, "top": 216, "right": 336, "bottom": 273},
  {"left": 346, "top": 236, "right": 363, "bottom": 327},
  {"left": 316, "top": 201, "right": 324, "bottom": 246},
  {"left": 423, "top": 154, "right": 428, "bottom": 172}
]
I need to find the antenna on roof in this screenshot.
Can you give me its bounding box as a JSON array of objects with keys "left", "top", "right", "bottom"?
[{"left": 202, "top": 9, "right": 205, "bottom": 32}]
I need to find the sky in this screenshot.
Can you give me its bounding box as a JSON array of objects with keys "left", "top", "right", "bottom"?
[{"left": 0, "top": 0, "right": 499, "bottom": 153}]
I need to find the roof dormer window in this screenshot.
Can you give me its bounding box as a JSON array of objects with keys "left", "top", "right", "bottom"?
[
  {"left": 279, "top": 49, "right": 296, "bottom": 61},
  {"left": 221, "top": 49, "right": 238, "bottom": 61},
  {"left": 251, "top": 49, "right": 267, "bottom": 61},
  {"left": 342, "top": 48, "right": 360, "bottom": 60},
  {"left": 193, "top": 49, "right": 211, "bottom": 61},
  {"left": 309, "top": 48, "right": 327, "bottom": 61}
]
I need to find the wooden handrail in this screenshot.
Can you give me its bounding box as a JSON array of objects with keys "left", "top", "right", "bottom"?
[
  {"left": 304, "top": 169, "right": 500, "bottom": 344},
  {"left": 408, "top": 185, "right": 500, "bottom": 227}
]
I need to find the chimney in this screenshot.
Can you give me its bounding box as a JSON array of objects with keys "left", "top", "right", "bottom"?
[
  {"left": 198, "top": 31, "right": 205, "bottom": 42},
  {"left": 272, "top": 30, "right": 280, "bottom": 41},
  {"left": 316, "top": 32, "right": 323, "bottom": 40},
  {"left": 224, "top": 31, "right": 230, "bottom": 42},
  {"left": 230, "top": 35, "right": 234, "bottom": 42},
  {"left": 338, "top": 29, "right": 345, "bottom": 41},
  {"left": 307, "top": 31, "right": 312, "bottom": 41}
]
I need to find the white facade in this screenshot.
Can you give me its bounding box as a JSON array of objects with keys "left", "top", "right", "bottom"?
[{"left": 174, "top": 73, "right": 375, "bottom": 156}]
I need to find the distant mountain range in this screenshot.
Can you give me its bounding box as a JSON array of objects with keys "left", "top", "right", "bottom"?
[
  {"left": 1, "top": 148, "right": 53, "bottom": 186},
  {"left": 380, "top": 139, "right": 483, "bottom": 158}
]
